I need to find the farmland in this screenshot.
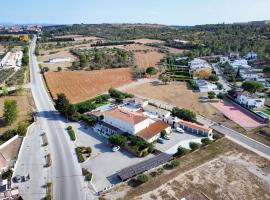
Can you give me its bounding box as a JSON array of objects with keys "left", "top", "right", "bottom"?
[
  {"left": 134, "top": 51, "right": 165, "bottom": 69},
  {"left": 44, "top": 68, "right": 133, "bottom": 103}
]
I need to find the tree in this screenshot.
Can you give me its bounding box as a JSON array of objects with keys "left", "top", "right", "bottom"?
[
  {"left": 160, "top": 130, "right": 167, "bottom": 138},
  {"left": 108, "top": 134, "right": 127, "bottom": 147},
  {"left": 209, "top": 74, "right": 219, "bottom": 82},
  {"left": 217, "top": 83, "right": 223, "bottom": 90},
  {"left": 172, "top": 107, "right": 196, "bottom": 122},
  {"left": 217, "top": 92, "right": 225, "bottom": 99},
  {"left": 17, "top": 121, "right": 29, "bottom": 136},
  {"left": 57, "top": 67, "right": 62, "bottom": 71},
  {"left": 176, "top": 146, "right": 189, "bottom": 157},
  {"left": 189, "top": 142, "right": 200, "bottom": 151},
  {"left": 137, "top": 174, "right": 149, "bottom": 183},
  {"left": 159, "top": 74, "right": 171, "bottom": 84},
  {"left": 208, "top": 91, "right": 216, "bottom": 99},
  {"left": 3, "top": 99, "right": 18, "bottom": 125},
  {"left": 17, "top": 85, "right": 24, "bottom": 95},
  {"left": 242, "top": 81, "right": 265, "bottom": 93},
  {"left": 146, "top": 67, "right": 157, "bottom": 77},
  {"left": 55, "top": 93, "right": 71, "bottom": 118}
]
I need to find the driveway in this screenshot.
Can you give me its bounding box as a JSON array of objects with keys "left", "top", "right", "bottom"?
[
  {"left": 155, "top": 130, "right": 204, "bottom": 154},
  {"left": 71, "top": 122, "right": 155, "bottom": 192}
]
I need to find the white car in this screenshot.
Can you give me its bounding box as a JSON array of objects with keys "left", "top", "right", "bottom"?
[
  {"left": 176, "top": 127, "right": 185, "bottom": 133},
  {"left": 112, "top": 146, "right": 120, "bottom": 152}
]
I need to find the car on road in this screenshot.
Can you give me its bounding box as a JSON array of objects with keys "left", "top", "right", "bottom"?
[
  {"left": 176, "top": 127, "right": 185, "bottom": 133},
  {"left": 157, "top": 138, "right": 165, "bottom": 144},
  {"left": 112, "top": 146, "right": 120, "bottom": 152}
]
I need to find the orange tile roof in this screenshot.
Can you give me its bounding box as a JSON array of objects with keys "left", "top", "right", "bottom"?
[
  {"left": 104, "top": 107, "right": 148, "bottom": 125},
  {"left": 137, "top": 120, "right": 169, "bottom": 141},
  {"left": 178, "top": 120, "right": 212, "bottom": 132}
]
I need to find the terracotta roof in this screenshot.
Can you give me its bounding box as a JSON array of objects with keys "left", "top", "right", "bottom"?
[
  {"left": 178, "top": 120, "right": 212, "bottom": 132},
  {"left": 104, "top": 107, "right": 148, "bottom": 125},
  {"left": 137, "top": 120, "right": 169, "bottom": 141}
]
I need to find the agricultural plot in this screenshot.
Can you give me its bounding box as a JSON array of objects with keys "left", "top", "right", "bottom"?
[
  {"left": 44, "top": 68, "right": 133, "bottom": 103},
  {"left": 134, "top": 51, "right": 165, "bottom": 69},
  {"left": 0, "top": 68, "right": 15, "bottom": 84}
]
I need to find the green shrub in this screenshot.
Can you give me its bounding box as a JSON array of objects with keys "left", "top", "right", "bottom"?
[
  {"left": 108, "top": 134, "right": 127, "bottom": 147},
  {"left": 75, "top": 147, "right": 85, "bottom": 163},
  {"left": 85, "top": 173, "right": 92, "bottom": 181},
  {"left": 80, "top": 114, "right": 96, "bottom": 126},
  {"left": 170, "top": 159, "right": 180, "bottom": 168},
  {"left": 208, "top": 91, "right": 216, "bottom": 99},
  {"left": 201, "top": 137, "right": 212, "bottom": 145},
  {"left": 176, "top": 146, "right": 190, "bottom": 157},
  {"left": 67, "top": 126, "right": 72, "bottom": 130},
  {"left": 137, "top": 174, "right": 149, "bottom": 183},
  {"left": 172, "top": 107, "right": 196, "bottom": 122},
  {"left": 67, "top": 127, "right": 76, "bottom": 141},
  {"left": 160, "top": 130, "right": 167, "bottom": 138},
  {"left": 189, "top": 142, "right": 201, "bottom": 151}
]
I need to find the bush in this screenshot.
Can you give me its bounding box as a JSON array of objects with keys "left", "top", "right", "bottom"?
[
  {"left": 213, "top": 133, "right": 224, "bottom": 140},
  {"left": 201, "top": 137, "right": 212, "bottom": 145},
  {"left": 176, "top": 146, "right": 189, "bottom": 157},
  {"left": 1, "top": 169, "right": 13, "bottom": 179},
  {"left": 67, "top": 126, "right": 76, "bottom": 141},
  {"left": 17, "top": 121, "right": 29, "bottom": 136},
  {"left": 172, "top": 107, "right": 196, "bottom": 122},
  {"left": 217, "top": 92, "right": 225, "bottom": 99},
  {"left": 137, "top": 174, "right": 149, "bottom": 183},
  {"left": 208, "top": 91, "right": 216, "bottom": 99},
  {"left": 80, "top": 114, "right": 96, "bottom": 126},
  {"left": 75, "top": 147, "right": 85, "bottom": 163},
  {"left": 188, "top": 80, "right": 199, "bottom": 90},
  {"left": 108, "top": 88, "right": 134, "bottom": 99},
  {"left": 189, "top": 142, "right": 200, "bottom": 151},
  {"left": 209, "top": 74, "right": 219, "bottom": 82},
  {"left": 85, "top": 173, "right": 92, "bottom": 181},
  {"left": 170, "top": 159, "right": 180, "bottom": 168}
]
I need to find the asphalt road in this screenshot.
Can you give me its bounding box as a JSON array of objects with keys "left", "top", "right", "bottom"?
[{"left": 28, "top": 36, "right": 88, "bottom": 199}]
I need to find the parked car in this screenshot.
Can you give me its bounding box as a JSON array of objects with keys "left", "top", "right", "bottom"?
[
  {"left": 176, "top": 127, "right": 185, "bottom": 133},
  {"left": 157, "top": 138, "right": 165, "bottom": 144},
  {"left": 112, "top": 146, "right": 120, "bottom": 152},
  {"left": 163, "top": 134, "right": 171, "bottom": 140}
]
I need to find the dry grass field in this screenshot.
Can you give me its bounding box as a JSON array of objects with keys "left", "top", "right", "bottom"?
[
  {"left": 54, "top": 35, "right": 101, "bottom": 41},
  {"left": 102, "top": 138, "right": 270, "bottom": 200},
  {"left": 134, "top": 51, "right": 165, "bottom": 69},
  {"left": 0, "top": 90, "right": 35, "bottom": 133},
  {"left": 133, "top": 39, "right": 164, "bottom": 44},
  {"left": 44, "top": 68, "right": 134, "bottom": 103},
  {"left": 124, "top": 82, "right": 215, "bottom": 116}
]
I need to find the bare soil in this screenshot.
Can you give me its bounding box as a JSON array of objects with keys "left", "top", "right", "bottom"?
[
  {"left": 44, "top": 68, "right": 134, "bottom": 103},
  {"left": 102, "top": 138, "right": 270, "bottom": 200}
]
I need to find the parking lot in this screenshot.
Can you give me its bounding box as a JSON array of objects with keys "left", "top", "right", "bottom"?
[
  {"left": 70, "top": 122, "right": 155, "bottom": 192},
  {"left": 155, "top": 129, "right": 205, "bottom": 154}
]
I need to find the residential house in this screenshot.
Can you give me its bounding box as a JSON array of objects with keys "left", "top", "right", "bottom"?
[
  {"left": 189, "top": 58, "right": 212, "bottom": 72},
  {"left": 195, "top": 80, "right": 217, "bottom": 92},
  {"left": 237, "top": 94, "right": 265, "bottom": 109},
  {"left": 230, "top": 59, "right": 251, "bottom": 70},
  {"left": 245, "top": 52, "right": 258, "bottom": 60},
  {"left": 176, "top": 120, "right": 213, "bottom": 137},
  {"left": 123, "top": 98, "right": 148, "bottom": 108},
  {"left": 143, "top": 105, "right": 171, "bottom": 119}
]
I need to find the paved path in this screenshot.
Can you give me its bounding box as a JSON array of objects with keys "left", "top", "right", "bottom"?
[
  {"left": 14, "top": 36, "right": 93, "bottom": 200},
  {"left": 13, "top": 124, "right": 48, "bottom": 200},
  {"left": 212, "top": 63, "right": 231, "bottom": 91}
]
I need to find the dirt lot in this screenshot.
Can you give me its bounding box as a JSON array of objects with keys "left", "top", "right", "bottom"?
[
  {"left": 124, "top": 82, "right": 215, "bottom": 116},
  {"left": 44, "top": 68, "right": 134, "bottom": 103},
  {"left": 165, "top": 47, "right": 184, "bottom": 54},
  {"left": 0, "top": 90, "right": 35, "bottom": 133},
  {"left": 134, "top": 51, "right": 165, "bottom": 69},
  {"left": 102, "top": 138, "right": 270, "bottom": 200},
  {"left": 133, "top": 39, "right": 164, "bottom": 44}
]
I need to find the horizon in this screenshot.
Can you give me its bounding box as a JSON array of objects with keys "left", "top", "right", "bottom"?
[{"left": 1, "top": 0, "right": 270, "bottom": 26}]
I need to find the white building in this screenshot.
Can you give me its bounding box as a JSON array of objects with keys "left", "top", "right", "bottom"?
[
  {"left": 123, "top": 98, "right": 148, "bottom": 108},
  {"left": 195, "top": 80, "right": 218, "bottom": 92},
  {"left": 239, "top": 69, "right": 258, "bottom": 79},
  {"left": 0, "top": 52, "right": 11, "bottom": 67},
  {"left": 48, "top": 57, "right": 72, "bottom": 63},
  {"left": 189, "top": 58, "right": 212, "bottom": 72},
  {"left": 230, "top": 59, "right": 251, "bottom": 70},
  {"left": 245, "top": 52, "right": 257, "bottom": 60},
  {"left": 143, "top": 105, "right": 171, "bottom": 119},
  {"left": 220, "top": 56, "right": 229, "bottom": 64},
  {"left": 237, "top": 94, "right": 265, "bottom": 109},
  {"left": 102, "top": 107, "right": 170, "bottom": 142},
  {"left": 177, "top": 120, "right": 213, "bottom": 137},
  {"left": 15, "top": 51, "right": 23, "bottom": 67}
]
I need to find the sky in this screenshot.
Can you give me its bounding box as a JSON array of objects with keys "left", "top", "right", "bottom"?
[{"left": 1, "top": 0, "right": 270, "bottom": 25}]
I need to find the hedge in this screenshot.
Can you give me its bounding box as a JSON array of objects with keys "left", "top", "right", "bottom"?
[
  {"left": 75, "top": 147, "right": 85, "bottom": 163},
  {"left": 67, "top": 126, "right": 76, "bottom": 141}
]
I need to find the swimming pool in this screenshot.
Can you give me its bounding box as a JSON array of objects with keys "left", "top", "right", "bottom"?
[
  {"left": 98, "top": 104, "right": 114, "bottom": 111},
  {"left": 255, "top": 111, "right": 269, "bottom": 119}
]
